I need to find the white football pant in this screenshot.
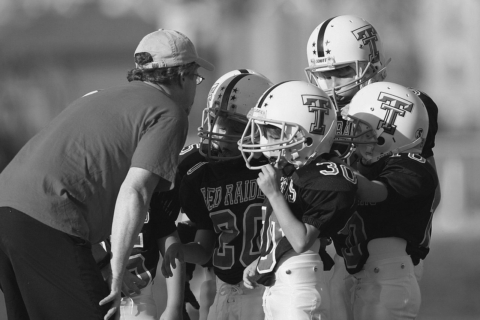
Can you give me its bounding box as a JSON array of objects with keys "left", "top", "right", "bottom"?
[{"left": 263, "top": 252, "right": 330, "bottom": 320}]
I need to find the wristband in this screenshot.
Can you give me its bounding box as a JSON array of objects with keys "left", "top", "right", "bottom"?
[{"left": 97, "top": 252, "right": 112, "bottom": 270}]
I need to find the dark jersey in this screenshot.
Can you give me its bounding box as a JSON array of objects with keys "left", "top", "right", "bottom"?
[
  {"left": 122, "top": 143, "right": 206, "bottom": 286},
  {"left": 335, "top": 153, "right": 438, "bottom": 275},
  {"left": 409, "top": 88, "right": 438, "bottom": 158},
  {"left": 124, "top": 208, "right": 162, "bottom": 287},
  {"left": 180, "top": 157, "right": 268, "bottom": 285},
  {"left": 150, "top": 143, "right": 207, "bottom": 236},
  {"left": 255, "top": 155, "right": 358, "bottom": 285}
]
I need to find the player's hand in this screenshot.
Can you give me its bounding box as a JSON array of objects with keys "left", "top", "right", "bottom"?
[
  {"left": 243, "top": 259, "right": 259, "bottom": 289},
  {"left": 257, "top": 164, "right": 281, "bottom": 199},
  {"left": 161, "top": 242, "right": 185, "bottom": 278},
  {"left": 99, "top": 276, "right": 122, "bottom": 320},
  {"left": 340, "top": 104, "right": 351, "bottom": 120},
  {"left": 121, "top": 271, "right": 147, "bottom": 296},
  {"left": 160, "top": 305, "right": 183, "bottom": 320}
]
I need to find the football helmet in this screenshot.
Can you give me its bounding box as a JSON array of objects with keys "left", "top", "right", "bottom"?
[
  {"left": 199, "top": 70, "right": 273, "bottom": 160},
  {"left": 305, "top": 15, "right": 389, "bottom": 110},
  {"left": 238, "top": 81, "right": 337, "bottom": 169},
  {"left": 340, "top": 82, "right": 429, "bottom": 164}
]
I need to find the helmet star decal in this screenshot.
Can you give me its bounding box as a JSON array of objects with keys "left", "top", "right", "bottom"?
[{"left": 199, "top": 71, "right": 273, "bottom": 161}]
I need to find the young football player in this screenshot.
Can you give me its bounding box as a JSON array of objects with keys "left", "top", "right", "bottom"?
[
  {"left": 161, "top": 71, "right": 273, "bottom": 320},
  {"left": 337, "top": 82, "right": 439, "bottom": 319},
  {"left": 305, "top": 15, "right": 441, "bottom": 320},
  {"left": 239, "top": 80, "right": 358, "bottom": 320}
]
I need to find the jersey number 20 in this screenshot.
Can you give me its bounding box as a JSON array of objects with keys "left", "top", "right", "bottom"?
[{"left": 210, "top": 204, "right": 263, "bottom": 270}]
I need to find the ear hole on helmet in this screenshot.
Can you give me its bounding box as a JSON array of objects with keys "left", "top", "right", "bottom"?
[
  {"left": 305, "top": 137, "right": 313, "bottom": 146},
  {"left": 377, "top": 137, "right": 385, "bottom": 146}
]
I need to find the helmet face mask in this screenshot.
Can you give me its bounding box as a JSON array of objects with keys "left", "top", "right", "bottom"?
[
  {"left": 199, "top": 70, "right": 273, "bottom": 161},
  {"left": 253, "top": 121, "right": 307, "bottom": 168},
  {"left": 239, "top": 81, "right": 337, "bottom": 170}
]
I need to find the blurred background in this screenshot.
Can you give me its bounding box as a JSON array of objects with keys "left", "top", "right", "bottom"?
[{"left": 0, "top": 0, "right": 479, "bottom": 319}]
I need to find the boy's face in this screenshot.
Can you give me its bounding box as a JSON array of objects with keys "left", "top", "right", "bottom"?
[
  {"left": 211, "top": 116, "right": 246, "bottom": 159},
  {"left": 259, "top": 125, "right": 289, "bottom": 169},
  {"left": 352, "top": 120, "right": 377, "bottom": 162}
]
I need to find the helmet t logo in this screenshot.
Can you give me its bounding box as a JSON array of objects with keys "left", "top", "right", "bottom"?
[
  {"left": 353, "top": 26, "right": 380, "bottom": 63},
  {"left": 377, "top": 92, "right": 414, "bottom": 135},
  {"left": 303, "top": 95, "right": 331, "bottom": 135}
]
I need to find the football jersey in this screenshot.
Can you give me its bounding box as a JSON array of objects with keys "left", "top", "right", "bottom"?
[
  {"left": 336, "top": 153, "right": 438, "bottom": 274},
  {"left": 256, "top": 155, "right": 358, "bottom": 286},
  {"left": 150, "top": 143, "right": 207, "bottom": 236},
  {"left": 180, "top": 157, "right": 269, "bottom": 285},
  {"left": 123, "top": 208, "right": 162, "bottom": 288}
]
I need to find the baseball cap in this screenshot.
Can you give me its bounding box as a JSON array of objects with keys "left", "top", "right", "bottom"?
[{"left": 134, "top": 29, "right": 214, "bottom": 71}]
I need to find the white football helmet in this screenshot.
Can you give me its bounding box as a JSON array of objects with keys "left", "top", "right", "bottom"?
[
  {"left": 340, "top": 82, "right": 429, "bottom": 164},
  {"left": 238, "top": 81, "right": 337, "bottom": 169},
  {"left": 305, "top": 15, "right": 389, "bottom": 110},
  {"left": 199, "top": 70, "right": 273, "bottom": 160}
]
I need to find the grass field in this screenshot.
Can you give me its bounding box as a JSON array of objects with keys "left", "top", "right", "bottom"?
[{"left": 1, "top": 230, "right": 479, "bottom": 320}]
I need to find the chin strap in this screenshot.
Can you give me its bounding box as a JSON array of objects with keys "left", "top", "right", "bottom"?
[{"left": 365, "top": 137, "right": 424, "bottom": 165}]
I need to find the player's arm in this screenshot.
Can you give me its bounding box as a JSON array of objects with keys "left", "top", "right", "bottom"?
[
  {"left": 100, "top": 167, "right": 163, "bottom": 319},
  {"left": 257, "top": 164, "right": 320, "bottom": 253},
  {"left": 427, "top": 156, "right": 441, "bottom": 212},
  {"left": 161, "top": 229, "right": 216, "bottom": 277},
  {"left": 243, "top": 257, "right": 261, "bottom": 289},
  {"left": 158, "top": 231, "right": 185, "bottom": 320},
  {"left": 355, "top": 172, "right": 388, "bottom": 203}
]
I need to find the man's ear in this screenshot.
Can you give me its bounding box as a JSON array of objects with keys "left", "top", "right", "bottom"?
[{"left": 179, "top": 75, "right": 186, "bottom": 89}]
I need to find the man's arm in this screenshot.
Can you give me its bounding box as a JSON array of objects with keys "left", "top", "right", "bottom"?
[{"left": 100, "top": 167, "right": 163, "bottom": 319}]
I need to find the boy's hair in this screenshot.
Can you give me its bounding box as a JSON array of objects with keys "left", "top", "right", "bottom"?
[{"left": 127, "top": 52, "right": 198, "bottom": 86}]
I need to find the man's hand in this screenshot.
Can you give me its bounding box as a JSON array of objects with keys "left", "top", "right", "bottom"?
[
  {"left": 99, "top": 276, "right": 122, "bottom": 320},
  {"left": 243, "top": 259, "right": 259, "bottom": 289},
  {"left": 340, "top": 104, "right": 350, "bottom": 120},
  {"left": 161, "top": 242, "right": 185, "bottom": 278}
]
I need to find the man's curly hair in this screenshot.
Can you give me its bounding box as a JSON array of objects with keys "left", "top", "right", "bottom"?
[{"left": 127, "top": 52, "right": 198, "bottom": 86}]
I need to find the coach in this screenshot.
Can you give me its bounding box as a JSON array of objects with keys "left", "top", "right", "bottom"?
[{"left": 0, "top": 29, "right": 213, "bottom": 319}]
